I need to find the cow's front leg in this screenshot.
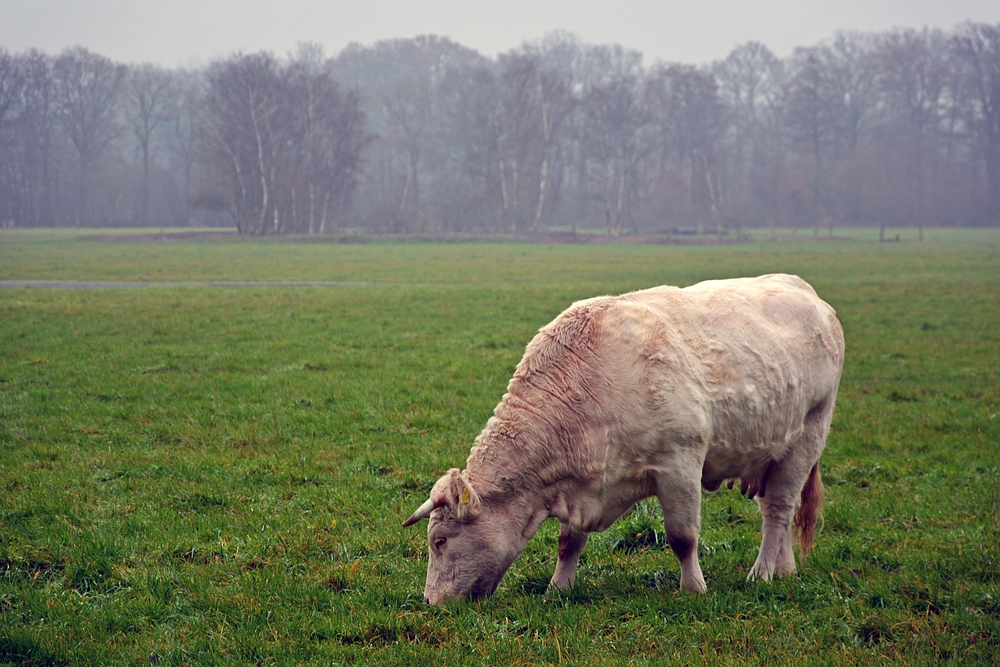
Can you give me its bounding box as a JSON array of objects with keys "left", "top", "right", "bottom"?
[
  {"left": 549, "top": 524, "right": 589, "bottom": 590},
  {"left": 656, "top": 470, "right": 707, "bottom": 593}
]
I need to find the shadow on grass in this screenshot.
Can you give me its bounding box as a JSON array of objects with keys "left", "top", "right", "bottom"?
[{"left": 0, "top": 633, "right": 67, "bottom": 666}]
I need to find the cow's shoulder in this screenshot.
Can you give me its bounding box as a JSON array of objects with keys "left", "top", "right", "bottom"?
[{"left": 514, "top": 296, "right": 612, "bottom": 384}]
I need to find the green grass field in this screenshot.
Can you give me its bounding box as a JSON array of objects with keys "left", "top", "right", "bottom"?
[{"left": 1, "top": 229, "right": 998, "bottom": 665}]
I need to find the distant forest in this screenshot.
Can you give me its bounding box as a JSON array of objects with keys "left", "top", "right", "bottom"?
[{"left": 1, "top": 23, "right": 999, "bottom": 234}]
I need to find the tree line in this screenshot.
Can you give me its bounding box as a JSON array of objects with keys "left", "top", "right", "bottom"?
[{"left": 1, "top": 23, "right": 998, "bottom": 234}]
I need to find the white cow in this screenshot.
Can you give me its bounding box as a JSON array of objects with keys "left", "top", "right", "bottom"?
[{"left": 404, "top": 274, "right": 844, "bottom": 604}]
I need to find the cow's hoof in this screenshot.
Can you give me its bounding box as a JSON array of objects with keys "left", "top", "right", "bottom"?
[
  {"left": 547, "top": 578, "right": 575, "bottom": 593},
  {"left": 680, "top": 577, "right": 707, "bottom": 594}
]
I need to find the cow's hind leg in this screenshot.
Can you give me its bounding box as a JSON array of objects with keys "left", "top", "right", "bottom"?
[
  {"left": 751, "top": 491, "right": 797, "bottom": 580},
  {"left": 655, "top": 467, "right": 706, "bottom": 593},
  {"left": 549, "top": 524, "right": 588, "bottom": 590},
  {"left": 749, "top": 404, "right": 832, "bottom": 581}
]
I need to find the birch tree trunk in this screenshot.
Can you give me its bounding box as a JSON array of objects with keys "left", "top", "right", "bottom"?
[
  {"left": 510, "top": 156, "right": 519, "bottom": 232},
  {"left": 614, "top": 160, "right": 627, "bottom": 236},
  {"left": 319, "top": 191, "right": 331, "bottom": 234},
  {"left": 532, "top": 71, "right": 551, "bottom": 231},
  {"left": 250, "top": 95, "right": 270, "bottom": 235},
  {"left": 494, "top": 116, "right": 512, "bottom": 233}
]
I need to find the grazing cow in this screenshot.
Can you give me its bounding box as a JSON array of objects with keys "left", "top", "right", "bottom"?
[{"left": 403, "top": 274, "right": 844, "bottom": 604}]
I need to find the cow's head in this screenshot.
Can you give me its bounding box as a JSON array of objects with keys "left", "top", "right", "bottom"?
[{"left": 403, "top": 468, "right": 533, "bottom": 604}]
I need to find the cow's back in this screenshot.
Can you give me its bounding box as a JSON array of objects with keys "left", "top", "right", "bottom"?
[
  {"left": 483, "top": 274, "right": 843, "bottom": 499},
  {"left": 609, "top": 274, "right": 843, "bottom": 478},
  {"left": 516, "top": 276, "right": 841, "bottom": 482}
]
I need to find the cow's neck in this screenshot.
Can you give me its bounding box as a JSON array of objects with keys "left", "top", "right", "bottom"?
[{"left": 464, "top": 399, "right": 579, "bottom": 521}]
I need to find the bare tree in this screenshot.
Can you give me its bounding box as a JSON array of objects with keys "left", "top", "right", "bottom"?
[
  {"left": 203, "top": 52, "right": 282, "bottom": 235},
  {"left": 491, "top": 54, "right": 538, "bottom": 233},
  {"left": 647, "top": 63, "right": 726, "bottom": 233},
  {"left": 715, "top": 42, "right": 781, "bottom": 155},
  {"left": 2, "top": 25, "right": 999, "bottom": 233},
  {"left": 0, "top": 49, "right": 21, "bottom": 133},
  {"left": 431, "top": 61, "right": 502, "bottom": 231},
  {"left": 0, "top": 48, "right": 25, "bottom": 225},
  {"left": 331, "top": 36, "right": 480, "bottom": 232},
  {"left": 52, "top": 47, "right": 126, "bottom": 226},
  {"left": 126, "top": 64, "right": 176, "bottom": 227},
  {"left": 822, "top": 33, "right": 881, "bottom": 155},
  {"left": 316, "top": 83, "right": 367, "bottom": 233},
  {"left": 10, "top": 50, "right": 61, "bottom": 226},
  {"left": 529, "top": 61, "right": 574, "bottom": 230},
  {"left": 201, "top": 49, "right": 367, "bottom": 235},
  {"left": 816, "top": 32, "right": 881, "bottom": 226},
  {"left": 577, "top": 45, "right": 650, "bottom": 235},
  {"left": 876, "top": 29, "right": 952, "bottom": 227},
  {"left": 953, "top": 22, "right": 1000, "bottom": 225},
  {"left": 284, "top": 44, "right": 326, "bottom": 234},
  {"left": 168, "top": 69, "right": 205, "bottom": 226},
  {"left": 283, "top": 44, "right": 367, "bottom": 234},
  {"left": 714, "top": 42, "right": 787, "bottom": 227},
  {"left": 786, "top": 47, "right": 838, "bottom": 230}
]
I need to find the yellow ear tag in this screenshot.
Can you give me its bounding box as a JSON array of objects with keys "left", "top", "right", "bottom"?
[{"left": 461, "top": 488, "right": 471, "bottom": 505}]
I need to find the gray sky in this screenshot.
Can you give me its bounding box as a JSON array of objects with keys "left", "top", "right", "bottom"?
[{"left": 2, "top": 0, "right": 999, "bottom": 66}]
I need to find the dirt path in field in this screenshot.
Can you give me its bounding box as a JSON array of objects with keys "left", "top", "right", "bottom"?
[
  {"left": 0, "top": 280, "right": 375, "bottom": 289},
  {"left": 95, "top": 230, "right": 752, "bottom": 244}
]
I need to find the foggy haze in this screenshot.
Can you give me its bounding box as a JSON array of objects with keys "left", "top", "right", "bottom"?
[
  {"left": 2, "top": 0, "right": 999, "bottom": 67},
  {"left": 2, "top": 2, "right": 1000, "bottom": 233}
]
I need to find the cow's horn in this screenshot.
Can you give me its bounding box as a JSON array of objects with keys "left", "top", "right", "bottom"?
[{"left": 402, "top": 498, "right": 436, "bottom": 527}]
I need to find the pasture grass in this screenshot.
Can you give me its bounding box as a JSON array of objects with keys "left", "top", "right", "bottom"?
[{"left": 1, "top": 229, "right": 998, "bottom": 665}]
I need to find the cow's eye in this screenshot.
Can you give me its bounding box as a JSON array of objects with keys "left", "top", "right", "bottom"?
[{"left": 434, "top": 537, "right": 447, "bottom": 550}]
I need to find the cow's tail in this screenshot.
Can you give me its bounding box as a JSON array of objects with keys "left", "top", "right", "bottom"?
[{"left": 794, "top": 463, "right": 823, "bottom": 557}]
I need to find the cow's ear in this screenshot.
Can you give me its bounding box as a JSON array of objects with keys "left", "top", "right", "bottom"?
[{"left": 444, "top": 468, "right": 482, "bottom": 522}]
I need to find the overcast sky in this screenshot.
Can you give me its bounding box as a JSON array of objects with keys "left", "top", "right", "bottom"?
[{"left": 2, "top": 0, "right": 999, "bottom": 67}]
